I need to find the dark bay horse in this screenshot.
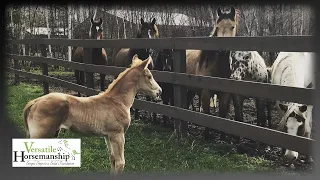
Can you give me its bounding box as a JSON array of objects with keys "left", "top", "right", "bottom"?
[
  {"left": 186, "top": 6, "right": 240, "bottom": 141},
  {"left": 72, "top": 17, "right": 108, "bottom": 96},
  {"left": 112, "top": 18, "right": 160, "bottom": 120},
  {"left": 154, "top": 49, "right": 174, "bottom": 127}
]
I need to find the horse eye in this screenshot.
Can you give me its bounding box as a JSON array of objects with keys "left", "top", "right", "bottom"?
[
  {"left": 148, "top": 76, "right": 152, "bottom": 80},
  {"left": 289, "top": 112, "right": 295, "bottom": 117},
  {"left": 231, "top": 26, "right": 235, "bottom": 30}
]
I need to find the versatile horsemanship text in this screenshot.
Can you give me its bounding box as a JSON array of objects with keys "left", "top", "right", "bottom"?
[{"left": 12, "top": 139, "right": 81, "bottom": 167}]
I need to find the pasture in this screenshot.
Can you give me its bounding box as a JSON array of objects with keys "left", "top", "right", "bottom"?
[
  {"left": 5, "top": 70, "right": 314, "bottom": 175},
  {"left": 5, "top": 4, "right": 316, "bottom": 176}
]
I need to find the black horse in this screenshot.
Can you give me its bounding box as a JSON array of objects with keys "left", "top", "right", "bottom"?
[{"left": 154, "top": 49, "right": 174, "bottom": 127}]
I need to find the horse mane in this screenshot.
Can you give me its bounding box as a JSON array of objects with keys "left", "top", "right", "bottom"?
[
  {"left": 104, "top": 60, "right": 142, "bottom": 94},
  {"left": 154, "top": 24, "right": 159, "bottom": 38}
]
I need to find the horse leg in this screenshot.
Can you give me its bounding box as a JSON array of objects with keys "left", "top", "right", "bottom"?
[
  {"left": 108, "top": 132, "right": 125, "bottom": 174},
  {"left": 266, "top": 100, "right": 272, "bottom": 129},
  {"left": 80, "top": 70, "right": 85, "bottom": 95},
  {"left": 75, "top": 70, "right": 81, "bottom": 97},
  {"left": 100, "top": 73, "right": 106, "bottom": 92},
  {"left": 146, "top": 95, "right": 157, "bottom": 123},
  {"left": 232, "top": 94, "right": 245, "bottom": 144},
  {"left": 162, "top": 93, "right": 170, "bottom": 127},
  {"left": 187, "top": 90, "right": 196, "bottom": 111},
  {"left": 104, "top": 136, "right": 115, "bottom": 172},
  {"left": 201, "top": 89, "right": 212, "bottom": 140},
  {"left": 255, "top": 98, "right": 269, "bottom": 151},
  {"left": 217, "top": 92, "right": 232, "bottom": 142}
]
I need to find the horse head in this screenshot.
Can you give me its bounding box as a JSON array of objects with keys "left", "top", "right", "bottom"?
[{"left": 89, "top": 17, "right": 103, "bottom": 40}]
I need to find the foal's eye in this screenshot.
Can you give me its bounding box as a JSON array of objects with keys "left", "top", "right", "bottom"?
[
  {"left": 231, "top": 26, "right": 235, "bottom": 30},
  {"left": 148, "top": 76, "right": 152, "bottom": 80}
]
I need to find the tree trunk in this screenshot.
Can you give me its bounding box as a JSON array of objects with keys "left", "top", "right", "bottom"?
[
  {"left": 68, "top": 4, "right": 72, "bottom": 62},
  {"left": 45, "top": 5, "right": 52, "bottom": 58}
]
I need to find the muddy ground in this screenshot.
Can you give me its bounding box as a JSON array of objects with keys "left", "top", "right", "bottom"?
[{"left": 7, "top": 72, "right": 315, "bottom": 174}]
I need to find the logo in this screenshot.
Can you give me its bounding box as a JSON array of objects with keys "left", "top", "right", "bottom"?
[{"left": 12, "top": 139, "right": 81, "bottom": 167}]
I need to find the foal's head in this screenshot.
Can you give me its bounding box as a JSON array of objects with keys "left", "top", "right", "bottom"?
[
  {"left": 138, "top": 18, "right": 159, "bottom": 39},
  {"left": 211, "top": 6, "right": 239, "bottom": 37},
  {"left": 156, "top": 49, "right": 174, "bottom": 71},
  {"left": 131, "top": 55, "right": 162, "bottom": 99},
  {"left": 278, "top": 103, "right": 310, "bottom": 161},
  {"left": 89, "top": 17, "right": 103, "bottom": 40}
]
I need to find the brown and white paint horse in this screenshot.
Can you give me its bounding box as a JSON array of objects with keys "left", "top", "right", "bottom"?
[
  {"left": 186, "top": 6, "right": 240, "bottom": 141},
  {"left": 22, "top": 55, "right": 162, "bottom": 174}
]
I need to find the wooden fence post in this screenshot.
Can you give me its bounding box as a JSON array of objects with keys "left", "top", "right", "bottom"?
[
  {"left": 173, "top": 49, "right": 188, "bottom": 137},
  {"left": 83, "top": 48, "right": 94, "bottom": 91},
  {"left": 40, "top": 44, "right": 49, "bottom": 94},
  {"left": 12, "top": 40, "right": 20, "bottom": 85}
]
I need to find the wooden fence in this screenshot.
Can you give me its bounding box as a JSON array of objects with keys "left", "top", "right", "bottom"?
[{"left": 5, "top": 36, "right": 316, "bottom": 157}]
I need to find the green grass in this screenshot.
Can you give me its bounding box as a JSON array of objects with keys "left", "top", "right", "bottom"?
[{"left": 6, "top": 83, "right": 279, "bottom": 175}]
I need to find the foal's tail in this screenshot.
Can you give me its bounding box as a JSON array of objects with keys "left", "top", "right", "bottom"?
[{"left": 23, "top": 97, "right": 41, "bottom": 138}]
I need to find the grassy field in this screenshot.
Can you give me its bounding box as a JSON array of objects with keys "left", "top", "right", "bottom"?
[{"left": 7, "top": 82, "right": 298, "bottom": 175}]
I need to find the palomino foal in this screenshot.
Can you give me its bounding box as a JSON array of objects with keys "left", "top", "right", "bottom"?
[{"left": 22, "top": 55, "right": 162, "bottom": 174}]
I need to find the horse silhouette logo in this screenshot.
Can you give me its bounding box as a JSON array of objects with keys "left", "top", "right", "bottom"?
[{"left": 57, "top": 140, "right": 80, "bottom": 161}]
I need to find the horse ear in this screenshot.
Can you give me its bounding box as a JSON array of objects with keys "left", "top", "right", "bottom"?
[
  {"left": 141, "top": 18, "right": 145, "bottom": 24},
  {"left": 217, "top": 7, "right": 222, "bottom": 17},
  {"left": 299, "top": 105, "right": 308, "bottom": 113},
  {"left": 139, "top": 56, "right": 152, "bottom": 70},
  {"left": 279, "top": 104, "right": 288, "bottom": 112},
  {"left": 151, "top": 18, "right": 156, "bottom": 25},
  {"left": 98, "top": 18, "right": 103, "bottom": 26},
  {"left": 230, "top": 6, "right": 236, "bottom": 17},
  {"left": 132, "top": 54, "right": 139, "bottom": 62}
]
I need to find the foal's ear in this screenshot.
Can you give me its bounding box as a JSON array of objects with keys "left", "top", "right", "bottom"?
[
  {"left": 138, "top": 56, "right": 152, "bottom": 70},
  {"left": 132, "top": 54, "right": 139, "bottom": 63},
  {"left": 279, "top": 104, "right": 288, "bottom": 112},
  {"left": 299, "top": 105, "right": 308, "bottom": 113}
]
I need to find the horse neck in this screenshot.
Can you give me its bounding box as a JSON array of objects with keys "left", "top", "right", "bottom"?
[
  {"left": 104, "top": 69, "right": 138, "bottom": 108},
  {"left": 200, "top": 50, "right": 231, "bottom": 77}
]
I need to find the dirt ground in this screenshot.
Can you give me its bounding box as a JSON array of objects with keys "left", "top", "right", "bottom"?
[{"left": 10, "top": 72, "right": 315, "bottom": 174}]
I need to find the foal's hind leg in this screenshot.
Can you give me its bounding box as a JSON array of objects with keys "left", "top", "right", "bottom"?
[{"left": 28, "top": 119, "right": 61, "bottom": 138}]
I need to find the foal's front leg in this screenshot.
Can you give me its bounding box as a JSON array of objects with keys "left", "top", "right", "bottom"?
[
  {"left": 104, "top": 136, "right": 115, "bottom": 172},
  {"left": 108, "top": 132, "right": 125, "bottom": 174}
]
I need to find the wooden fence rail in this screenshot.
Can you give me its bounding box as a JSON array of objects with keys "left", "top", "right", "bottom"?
[
  {"left": 6, "top": 54, "right": 315, "bottom": 105},
  {"left": 6, "top": 36, "right": 315, "bottom": 52},
  {"left": 5, "top": 35, "right": 316, "bottom": 157},
  {"left": 6, "top": 67, "right": 315, "bottom": 156}
]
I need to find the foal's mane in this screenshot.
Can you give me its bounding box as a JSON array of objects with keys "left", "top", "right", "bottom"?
[{"left": 105, "top": 60, "right": 142, "bottom": 94}]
